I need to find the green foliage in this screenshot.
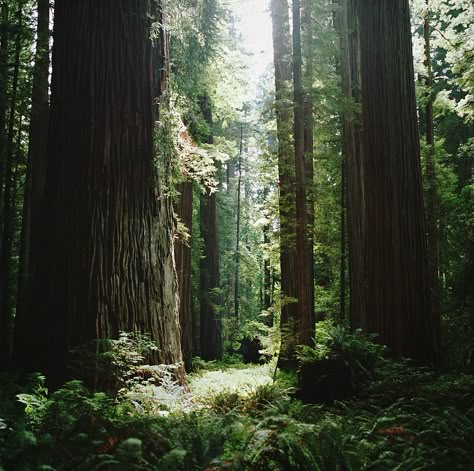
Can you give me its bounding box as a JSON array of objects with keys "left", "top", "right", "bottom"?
[
  {"left": 1, "top": 357, "right": 474, "bottom": 470},
  {"left": 296, "top": 321, "right": 387, "bottom": 389}
]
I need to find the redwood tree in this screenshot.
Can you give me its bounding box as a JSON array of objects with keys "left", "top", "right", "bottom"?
[
  {"left": 16, "top": 0, "right": 50, "bottom": 346},
  {"left": 0, "top": 0, "right": 22, "bottom": 365},
  {"left": 338, "top": 0, "right": 366, "bottom": 330},
  {"left": 199, "top": 95, "right": 222, "bottom": 361},
  {"left": 175, "top": 181, "right": 194, "bottom": 371},
  {"left": 355, "top": 0, "right": 438, "bottom": 362},
  {"left": 271, "top": 0, "right": 298, "bottom": 366},
  {"left": 292, "top": 0, "right": 314, "bottom": 346},
  {"left": 422, "top": 0, "right": 440, "bottom": 349},
  {"left": 15, "top": 0, "right": 183, "bottom": 385},
  {"left": 302, "top": 0, "right": 315, "bottom": 329}
]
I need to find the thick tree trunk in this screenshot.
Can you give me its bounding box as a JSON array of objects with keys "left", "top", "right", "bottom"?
[
  {"left": 271, "top": 0, "right": 298, "bottom": 367},
  {"left": 357, "top": 0, "right": 437, "bottom": 362},
  {"left": 199, "top": 95, "right": 222, "bottom": 360},
  {"left": 292, "top": 0, "right": 313, "bottom": 346},
  {"left": 15, "top": 0, "right": 183, "bottom": 386},
  {"left": 16, "top": 0, "right": 50, "bottom": 347},
  {"left": 0, "top": 1, "right": 22, "bottom": 366}
]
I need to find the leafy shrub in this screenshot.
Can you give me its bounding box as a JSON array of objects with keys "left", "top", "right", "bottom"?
[{"left": 297, "top": 322, "right": 387, "bottom": 389}]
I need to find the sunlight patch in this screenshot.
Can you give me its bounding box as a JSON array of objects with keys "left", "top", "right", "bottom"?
[{"left": 189, "top": 364, "right": 274, "bottom": 401}]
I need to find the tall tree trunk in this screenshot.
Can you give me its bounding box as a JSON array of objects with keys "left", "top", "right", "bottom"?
[
  {"left": 16, "top": 0, "right": 50, "bottom": 346},
  {"left": 175, "top": 181, "right": 194, "bottom": 372},
  {"left": 0, "top": 0, "right": 9, "bottom": 233},
  {"left": 301, "top": 0, "right": 315, "bottom": 337},
  {"left": 199, "top": 95, "right": 222, "bottom": 360},
  {"left": 271, "top": 0, "right": 298, "bottom": 367},
  {"left": 226, "top": 158, "right": 235, "bottom": 319},
  {"left": 340, "top": 153, "right": 346, "bottom": 322},
  {"left": 15, "top": 0, "right": 183, "bottom": 386},
  {"left": 262, "top": 184, "right": 272, "bottom": 324},
  {"left": 357, "top": 0, "right": 437, "bottom": 362},
  {"left": 338, "top": 0, "right": 366, "bottom": 330},
  {"left": 423, "top": 0, "right": 440, "bottom": 350},
  {"left": 234, "top": 124, "right": 243, "bottom": 319},
  {"left": 293, "top": 0, "right": 313, "bottom": 346},
  {"left": 0, "top": 1, "right": 22, "bottom": 366}
]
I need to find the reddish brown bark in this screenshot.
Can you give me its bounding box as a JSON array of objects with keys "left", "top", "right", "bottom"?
[
  {"left": 338, "top": 0, "right": 367, "bottom": 329},
  {"left": 175, "top": 181, "right": 194, "bottom": 372},
  {"left": 199, "top": 95, "right": 222, "bottom": 361},
  {"left": 357, "top": 0, "right": 437, "bottom": 362},
  {"left": 423, "top": 0, "right": 441, "bottom": 351},
  {"left": 16, "top": 0, "right": 183, "bottom": 385},
  {"left": 271, "top": 0, "right": 298, "bottom": 366},
  {"left": 302, "top": 0, "right": 315, "bottom": 330},
  {"left": 292, "top": 0, "right": 314, "bottom": 346}
]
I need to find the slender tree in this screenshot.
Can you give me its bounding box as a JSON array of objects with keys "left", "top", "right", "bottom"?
[
  {"left": 0, "top": 0, "right": 22, "bottom": 365},
  {"left": 15, "top": 0, "right": 184, "bottom": 385},
  {"left": 0, "top": 1, "right": 9, "bottom": 222},
  {"left": 292, "top": 0, "right": 314, "bottom": 346},
  {"left": 271, "top": 0, "right": 298, "bottom": 366},
  {"left": 175, "top": 181, "right": 194, "bottom": 372},
  {"left": 199, "top": 95, "right": 222, "bottom": 360},
  {"left": 16, "top": 0, "right": 50, "bottom": 341},
  {"left": 338, "top": 0, "right": 366, "bottom": 329},
  {"left": 263, "top": 187, "right": 272, "bottom": 318},
  {"left": 422, "top": 0, "right": 440, "bottom": 348},
  {"left": 302, "top": 0, "right": 315, "bottom": 327},
  {"left": 234, "top": 124, "right": 243, "bottom": 319}
]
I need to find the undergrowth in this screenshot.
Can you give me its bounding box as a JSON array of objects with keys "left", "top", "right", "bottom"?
[{"left": 1, "top": 327, "right": 473, "bottom": 470}]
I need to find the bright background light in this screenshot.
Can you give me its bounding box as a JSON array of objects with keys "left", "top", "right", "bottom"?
[{"left": 233, "top": 0, "right": 273, "bottom": 92}]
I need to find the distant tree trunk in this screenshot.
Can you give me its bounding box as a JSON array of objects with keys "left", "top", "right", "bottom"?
[
  {"left": 15, "top": 0, "right": 184, "bottom": 386},
  {"left": 0, "top": 1, "right": 22, "bottom": 366},
  {"left": 261, "top": 184, "right": 272, "bottom": 324},
  {"left": 199, "top": 95, "right": 222, "bottom": 360},
  {"left": 16, "top": 0, "right": 50, "bottom": 347},
  {"left": 334, "top": 0, "right": 347, "bottom": 324},
  {"left": 292, "top": 0, "right": 313, "bottom": 346},
  {"left": 226, "top": 158, "right": 235, "bottom": 319},
  {"left": 338, "top": 0, "right": 367, "bottom": 329},
  {"left": 339, "top": 155, "right": 346, "bottom": 322},
  {"left": 301, "top": 0, "right": 315, "bottom": 336},
  {"left": 423, "top": 0, "right": 440, "bottom": 350},
  {"left": 175, "top": 181, "right": 194, "bottom": 372},
  {"left": 357, "top": 0, "right": 437, "bottom": 362},
  {"left": 271, "top": 0, "right": 298, "bottom": 367},
  {"left": 234, "top": 124, "right": 243, "bottom": 319},
  {"left": 0, "top": 1, "right": 9, "bottom": 231}
]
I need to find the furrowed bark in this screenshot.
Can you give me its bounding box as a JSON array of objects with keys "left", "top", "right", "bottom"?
[
  {"left": 357, "top": 0, "right": 437, "bottom": 362},
  {"left": 16, "top": 0, "right": 184, "bottom": 386}
]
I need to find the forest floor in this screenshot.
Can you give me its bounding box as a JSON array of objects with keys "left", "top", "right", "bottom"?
[{"left": 1, "top": 353, "right": 474, "bottom": 470}]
